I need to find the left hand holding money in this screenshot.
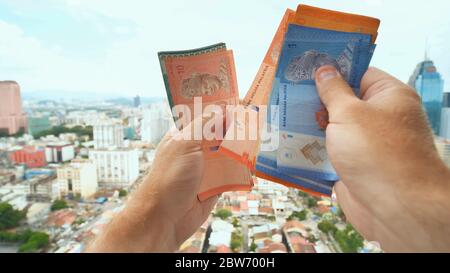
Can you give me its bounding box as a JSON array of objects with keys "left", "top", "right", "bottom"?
[{"left": 86, "top": 116, "right": 218, "bottom": 252}]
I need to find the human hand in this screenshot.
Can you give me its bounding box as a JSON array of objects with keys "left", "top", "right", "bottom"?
[
  {"left": 315, "top": 66, "right": 450, "bottom": 252},
  {"left": 86, "top": 117, "right": 218, "bottom": 252}
]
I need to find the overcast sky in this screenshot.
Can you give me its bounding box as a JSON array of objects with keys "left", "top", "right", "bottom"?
[{"left": 0, "top": 0, "right": 449, "bottom": 98}]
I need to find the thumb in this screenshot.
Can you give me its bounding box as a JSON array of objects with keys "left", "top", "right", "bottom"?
[{"left": 315, "top": 66, "right": 360, "bottom": 115}]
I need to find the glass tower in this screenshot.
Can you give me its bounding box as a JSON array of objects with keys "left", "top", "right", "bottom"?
[{"left": 408, "top": 58, "right": 444, "bottom": 135}]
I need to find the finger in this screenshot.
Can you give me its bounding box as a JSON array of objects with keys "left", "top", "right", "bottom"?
[
  {"left": 360, "top": 67, "right": 411, "bottom": 101},
  {"left": 315, "top": 66, "right": 360, "bottom": 115}
]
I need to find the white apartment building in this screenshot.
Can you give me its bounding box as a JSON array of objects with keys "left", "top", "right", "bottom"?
[
  {"left": 93, "top": 123, "right": 124, "bottom": 149},
  {"left": 45, "top": 143, "right": 75, "bottom": 163},
  {"left": 89, "top": 149, "right": 139, "bottom": 189},
  {"left": 57, "top": 159, "right": 98, "bottom": 198},
  {"left": 141, "top": 103, "right": 173, "bottom": 145}
]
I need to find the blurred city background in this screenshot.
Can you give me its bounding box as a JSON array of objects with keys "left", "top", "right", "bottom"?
[{"left": 0, "top": 0, "right": 449, "bottom": 253}]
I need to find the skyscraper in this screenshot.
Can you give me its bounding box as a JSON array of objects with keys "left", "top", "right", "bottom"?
[
  {"left": 408, "top": 58, "right": 444, "bottom": 135},
  {"left": 134, "top": 95, "right": 141, "bottom": 108},
  {"left": 441, "top": 93, "right": 450, "bottom": 140},
  {"left": 0, "top": 81, "right": 28, "bottom": 135}
]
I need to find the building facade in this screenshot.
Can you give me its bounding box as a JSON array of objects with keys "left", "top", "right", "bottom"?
[
  {"left": 0, "top": 81, "right": 28, "bottom": 135},
  {"left": 141, "top": 104, "right": 173, "bottom": 145},
  {"left": 93, "top": 123, "right": 124, "bottom": 149},
  {"left": 26, "top": 174, "right": 58, "bottom": 202},
  {"left": 10, "top": 146, "right": 47, "bottom": 168},
  {"left": 45, "top": 143, "right": 75, "bottom": 163},
  {"left": 57, "top": 159, "right": 98, "bottom": 198},
  {"left": 408, "top": 58, "right": 445, "bottom": 135},
  {"left": 89, "top": 149, "right": 139, "bottom": 189},
  {"left": 28, "top": 116, "right": 52, "bottom": 137},
  {"left": 440, "top": 93, "right": 450, "bottom": 140}
]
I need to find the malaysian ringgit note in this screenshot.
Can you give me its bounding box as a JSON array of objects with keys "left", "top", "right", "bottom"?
[
  {"left": 219, "top": 9, "right": 295, "bottom": 170},
  {"left": 158, "top": 44, "right": 253, "bottom": 201},
  {"left": 256, "top": 5, "right": 380, "bottom": 196},
  {"left": 276, "top": 25, "right": 375, "bottom": 182}
]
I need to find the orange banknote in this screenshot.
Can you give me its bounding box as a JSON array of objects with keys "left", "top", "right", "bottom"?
[
  {"left": 219, "top": 9, "right": 295, "bottom": 171},
  {"left": 159, "top": 46, "right": 253, "bottom": 201},
  {"left": 294, "top": 4, "right": 381, "bottom": 43}
]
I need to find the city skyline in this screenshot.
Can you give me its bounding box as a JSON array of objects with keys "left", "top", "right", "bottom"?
[{"left": 0, "top": 0, "right": 449, "bottom": 98}]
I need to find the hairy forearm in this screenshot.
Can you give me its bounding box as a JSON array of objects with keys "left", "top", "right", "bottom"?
[{"left": 85, "top": 190, "right": 177, "bottom": 253}]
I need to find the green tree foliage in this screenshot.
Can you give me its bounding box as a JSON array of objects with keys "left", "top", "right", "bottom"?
[
  {"left": 231, "top": 218, "right": 240, "bottom": 228},
  {"left": 51, "top": 199, "right": 69, "bottom": 212},
  {"left": 214, "top": 209, "right": 232, "bottom": 220},
  {"left": 298, "top": 191, "right": 310, "bottom": 198},
  {"left": 0, "top": 229, "right": 50, "bottom": 253},
  {"left": 230, "top": 232, "right": 243, "bottom": 252},
  {"left": 307, "top": 234, "right": 318, "bottom": 243},
  {"left": 306, "top": 197, "right": 318, "bottom": 208},
  {"left": 0, "top": 203, "right": 25, "bottom": 230},
  {"left": 250, "top": 241, "right": 257, "bottom": 252},
  {"left": 119, "top": 189, "right": 128, "bottom": 198},
  {"left": 287, "top": 210, "right": 308, "bottom": 221},
  {"left": 18, "top": 232, "right": 50, "bottom": 253},
  {"left": 334, "top": 225, "right": 364, "bottom": 253},
  {"left": 34, "top": 125, "right": 93, "bottom": 140},
  {"left": 317, "top": 220, "right": 337, "bottom": 235}
]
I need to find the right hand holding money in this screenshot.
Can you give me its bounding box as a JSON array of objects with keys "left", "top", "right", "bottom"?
[{"left": 315, "top": 65, "right": 450, "bottom": 252}]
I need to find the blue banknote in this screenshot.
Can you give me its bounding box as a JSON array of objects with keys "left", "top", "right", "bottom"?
[{"left": 276, "top": 25, "right": 375, "bottom": 181}]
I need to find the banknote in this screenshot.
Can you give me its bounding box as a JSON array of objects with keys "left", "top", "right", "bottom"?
[
  {"left": 158, "top": 45, "right": 253, "bottom": 201},
  {"left": 219, "top": 9, "right": 295, "bottom": 170},
  {"left": 276, "top": 25, "right": 374, "bottom": 181},
  {"left": 294, "top": 4, "right": 380, "bottom": 43}
]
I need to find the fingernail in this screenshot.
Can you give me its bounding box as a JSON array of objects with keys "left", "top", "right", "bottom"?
[{"left": 317, "top": 66, "right": 338, "bottom": 83}]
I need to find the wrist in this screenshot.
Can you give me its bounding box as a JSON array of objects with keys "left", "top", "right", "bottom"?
[{"left": 86, "top": 183, "right": 178, "bottom": 253}]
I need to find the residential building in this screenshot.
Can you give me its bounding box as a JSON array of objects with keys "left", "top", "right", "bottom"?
[
  {"left": 93, "top": 123, "right": 124, "bottom": 149},
  {"left": 57, "top": 159, "right": 98, "bottom": 198},
  {"left": 141, "top": 104, "right": 173, "bottom": 144},
  {"left": 10, "top": 146, "right": 47, "bottom": 168},
  {"left": 25, "top": 174, "right": 58, "bottom": 202},
  {"left": 45, "top": 143, "right": 75, "bottom": 163},
  {"left": 89, "top": 149, "right": 139, "bottom": 189}
]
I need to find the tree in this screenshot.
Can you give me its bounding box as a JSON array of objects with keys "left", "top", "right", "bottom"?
[
  {"left": 51, "top": 199, "right": 68, "bottom": 212},
  {"left": 214, "top": 209, "right": 232, "bottom": 220},
  {"left": 307, "top": 234, "right": 318, "bottom": 243},
  {"left": 230, "top": 232, "right": 243, "bottom": 253},
  {"left": 306, "top": 197, "right": 317, "bottom": 208},
  {"left": 119, "top": 189, "right": 128, "bottom": 198},
  {"left": 298, "top": 191, "right": 309, "bottom": 198},
  {"left": 287, "top": 210, "right": 308, "bottom": 221},
  {"left": 0, "top": 203, "right": 25, "bottom": 230},
  {"left": 231, "top": 218, "right": 240, "bottom": 228},
  {"left": 317, "top": 220, "right": 337, "bottom": 235},
  {"left": 250, "top": 241, "right": 257, "bottom": 252},
  {"left": 18, "top": 232, "right": 50, "bottom": 253},
  {"left": 334, "top": 225, "right": 364, "bottom": 253},
  {"left": 0, "top": 229, "right": 50, "bottom": 253}
]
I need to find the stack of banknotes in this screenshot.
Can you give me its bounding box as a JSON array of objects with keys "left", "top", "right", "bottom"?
[{"left": 158, "top": 4, "right": 380, "bottom": 201}]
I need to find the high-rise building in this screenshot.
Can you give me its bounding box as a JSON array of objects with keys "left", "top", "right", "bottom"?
[
  {"left": 440, "top": 93, "right": 450, "bottom": 140},
  {"left": 141, "top": 104, "right": 173, "bottom": 144},
  {"left": 408, "top": 58, "right": 445, "bottom": 135},
  {"left": 0, "top": 81, "right": 28, "bottom": 135},
  {"left": 134, "top": 95, "right": 141, "bottom": 108},
  {"left": 10, "top": 146, "right": 47, "bottom": 168},
  {"left": 28, "top": 116, "right": 52, "bottom": 137},
  {"left": 57, "top": 159, "right": 98, "bottom": 199},
  {"left": 89, "top": 149, "right": 139, "bottom": 189},
  {"left": 93, "top": 123, "right": 124, "bottom": 149}
]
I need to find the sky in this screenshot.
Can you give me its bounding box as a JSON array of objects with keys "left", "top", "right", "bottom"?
[{"left": 0, "top": 0, "right": 449, "bottom": 98}]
